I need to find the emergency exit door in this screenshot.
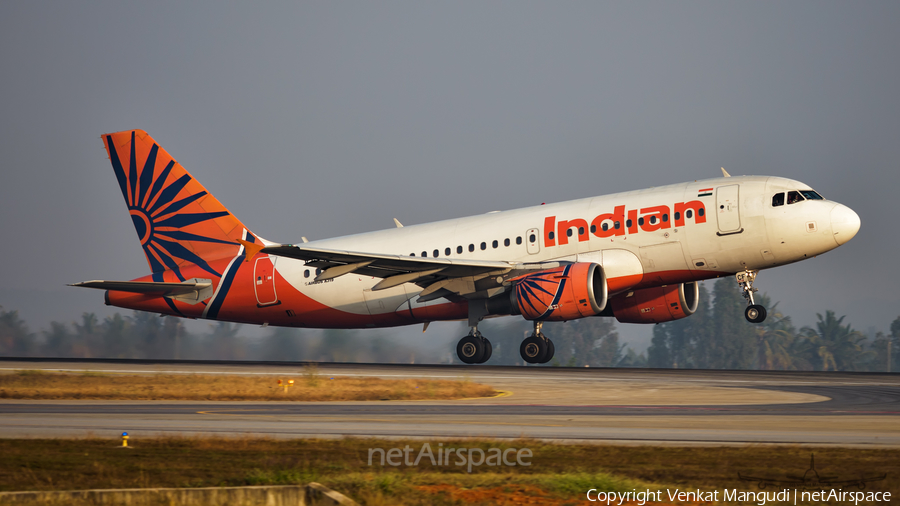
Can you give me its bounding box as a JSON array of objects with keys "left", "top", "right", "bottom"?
[
  {"left": 254, "top": 257, "right": 279, "bottom": 306},
  {"left": 716, "top": 185, "right": 742, "bottom": 235}
]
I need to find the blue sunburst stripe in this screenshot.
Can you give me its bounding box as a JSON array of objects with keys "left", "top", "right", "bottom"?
[
  {"left": 205, "top": 231, "right": 253, "bottom": 320},
  {"left": 128, "top": 131, "right": 138, "bottom": 206},
  {"left": 155, "top": 230, "right": 235, "bottom": 245},
  {"left": 518, "top": 289, "right": 543, "bottom": 315},
  {"left": 148, "top": 252, "right": 185, "bottom": 317},
  {"left": 145, "top": 160, "right": 174, "bottom": 209},
  {"left": 538, "top": 265, "right": 572, "bottom": 320},
  {"left": 137, "top": 144, "right": 158, "bottom": 208},
  {"left": 148, "top": 242, "right": 186, "bottom": 280},
  {"left": 152, "top": 191, "right": 207, "bottom": 219},
  {"left": 153, "top": 237, "right": 222, "bottom": 278},
  {"left": 144, "top": 243, "right": 168, "bottom": 274},
  {"left": 148, "top": 174, "right": 192, "bottom": 214},
  {"left": 107, "top": 135, "right": 129, "bottom": 202},
  {"left": 156, "top": 211, "right": 229, "bottom": 229}
]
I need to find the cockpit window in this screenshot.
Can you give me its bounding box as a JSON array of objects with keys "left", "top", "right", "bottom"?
[
  {"left": 787, "top": 191, "right": 804, "bottom": 204},
  {"left": 772, "top": 193, "right": 785, "bottom": 207},
  {"left": 800, "top": 190, "right": 824, "bottom": 200}
]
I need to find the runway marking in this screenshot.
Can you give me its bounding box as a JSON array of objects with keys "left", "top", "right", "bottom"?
[{"left": 193, "top": 410, "right": 566, "bottom": 427}]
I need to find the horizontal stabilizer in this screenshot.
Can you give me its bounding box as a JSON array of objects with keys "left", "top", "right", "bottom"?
[{"left": 70, "top": 279, "right": 213, "bottom": 304}]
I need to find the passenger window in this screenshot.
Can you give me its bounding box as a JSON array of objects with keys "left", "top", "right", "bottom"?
[
  {"left": 662, "top": 214, "right": 668, "bottom": 222},
  {"left": 480, "top": 242, "right": 487, "bottom": 250},
  {"left": 626, "top": 219, "right": 632, "bottom": 228},
  {"left": 649, "top": 216, "right": 656, "bottom": 224},
  {"left": 674, "top": 212, "right": 681, "bottom": 221},
  {"left": 504, "top": 238, "right": 510, "bottom": 247},
  {"left": 614, "top": 221, "right": 620, "bottom": 229},
  {"left": 421, "top": 251, "right": 427, "bottom": 257},
  {"left": 304, "top": 270, "right": 309, "bottom": 278},
  {"left": 548, "top": 231, "right": 555, "bottom": 240},
  {"left": 590, "top": 224, "right": 596, "bottom": 233},
  {"left": 516, "top": 237, "right": 522, "bottom": 245},
  {"left": 566, "top": 229, "right": 573, "bottom": 237},
  {"left": 468, "top": 244, "right": 474, "bottom": 252},
  {"left": 772, "top": 193, "right": 785, "bottom": 207},
  {"left": 699, "top": 208, "right": 704, "bottom": 216},
  {"left": 492, "top": 240, "right": 498, "bottom": 248},
  {"left": 529, "top": 233, "right": 536, "bottom": 242},
  {"left": 638, "top": 217, "right": 645, "bottom": 226},
  {"left": 456, "top": 246, "right": 463, "bottom": 254},
  {"left": 445, "top": 247, "right": 451, "bottom": 256},
  {"left": 578, "top": 226, "right": 585, "bottom": 235},
  {"left": 787, "top": 191, "right": 804, "bottom": 204},
  {"left": 800, "top": 190, "right": 824, "bottom": 200},
  {"left": 601, "top": 223, "right": 608, "bottom": 231},
  {"left": 433, "top": 249, "right": 439, "bottom": 258},
  {"left": 686, "top": 210, "right": 693, "bottom": 219}
]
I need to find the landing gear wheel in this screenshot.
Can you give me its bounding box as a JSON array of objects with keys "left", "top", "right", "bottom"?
[
  {"left": 541, "top": 339, "right": 555, "bottom": 364},
  {"left": 479, "top": 338, "right": 493, "bottom": 363},
  {"left": 736, "top": 270, "right": 767, "bottom": 324},
  {"left": 456, "top": 335, "right": 485, "bottom": 364},
  {"left": 745, "top": 304, "right": 767, "bottom": 324},
  {"left": 520, "top": 337, "right": 553, "bottom": 364},
  {"left": 520, "top": 335, "right": 545, "bottom": 364}
]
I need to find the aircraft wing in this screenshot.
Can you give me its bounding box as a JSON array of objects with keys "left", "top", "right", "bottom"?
[{"left": 261, "top": 244, "right": 556, "bottom": 298}]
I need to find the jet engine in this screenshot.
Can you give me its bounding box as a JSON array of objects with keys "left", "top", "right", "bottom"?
[
  {"left": 508, "top": 263, "right": 607, "bottom": 321},
  {"left": 609, "top": 281, "right": 699, "bottom": 324}
]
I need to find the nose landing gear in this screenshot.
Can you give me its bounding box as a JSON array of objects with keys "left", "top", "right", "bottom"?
[
  {"left": 456, "top": 328, "right": 492, "bottom": 364},
  {"left": 519, "top": 321, "right": 555, "bottom": 364},
  {"left": 736, "top": 270, "right": 767, "bottom": 323}
]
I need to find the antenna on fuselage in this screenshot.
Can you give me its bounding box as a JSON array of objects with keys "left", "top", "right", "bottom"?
[
  {"left": 721, "top": 167, "right": 731, "bottom": 177},
  {"left": 393, "top": 218, "right": 404, "bottom": 228}
]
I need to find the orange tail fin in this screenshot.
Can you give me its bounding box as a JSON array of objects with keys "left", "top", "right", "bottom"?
[{"left": 103, "top": 129, "right": 258, "bottom": 280}]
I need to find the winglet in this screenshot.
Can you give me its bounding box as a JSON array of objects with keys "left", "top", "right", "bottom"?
[
  {"left": 393, "top": 218, "right": 404, "bottom": 228},
  {"left": 721, "top": 167, "right": 731, "bottom": 177},
  {"left": 238, "top": 238, "right": 266, "bottom": 262}
]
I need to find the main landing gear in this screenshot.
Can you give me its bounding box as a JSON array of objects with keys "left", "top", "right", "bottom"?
[
  {"left": 519, "top": 321, "right": 555, "bottom": 364},
  {"left": 456, "top": 329, "right": 492, "bottom": 364},
  {"left": 455, "top": 321, "right": 556, "bottom": 365},
  {"left": 736, "top": 270, "right": 767, "bottom": 324}
]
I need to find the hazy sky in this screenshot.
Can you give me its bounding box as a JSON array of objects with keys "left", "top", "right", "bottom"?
[{"left": 1, "top": 2, "right": 898, "bottom": 350}]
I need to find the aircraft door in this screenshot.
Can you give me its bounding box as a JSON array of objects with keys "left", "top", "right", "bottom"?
[
  {"left": 526, "top": 228, "right": 540, "bottom": 255},
  {"left": 253, "top": 257, "right": 279, "bottom": 306},
  {"left": 716, "top": 184, "right": 742, "bottom": 234}
]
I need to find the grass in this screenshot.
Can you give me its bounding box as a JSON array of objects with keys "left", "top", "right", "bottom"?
[
  {"left": 0, "top": 370, "right": 497, "bottom": 401},
  {"left": 0, "top": 437, "right": 897, "bottom": 504}
]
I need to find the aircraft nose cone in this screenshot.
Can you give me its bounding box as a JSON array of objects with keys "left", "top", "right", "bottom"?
[{"left": 831, "top": 203, "right": 860, "bottom": 245}]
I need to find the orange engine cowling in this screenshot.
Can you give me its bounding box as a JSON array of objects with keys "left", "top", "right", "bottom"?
[
  {"left": 510, "top": 263, "right": 607, "bottom": 321},
  {"left": 609, "top": 281, "right": 699, "bottom": 324}
]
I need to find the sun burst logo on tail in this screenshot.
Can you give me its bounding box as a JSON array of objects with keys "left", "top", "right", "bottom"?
[{"left": 104, "top": 130, "right": 247, "bottom": 282}]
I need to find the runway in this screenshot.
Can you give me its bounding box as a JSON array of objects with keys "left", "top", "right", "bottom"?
[{"left": 1, "top": 359, "right": 899, "bottom": 446}]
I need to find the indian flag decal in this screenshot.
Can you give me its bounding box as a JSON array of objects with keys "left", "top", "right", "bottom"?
[{"left": 698, "top": 188, "right": 713, "bottom": 197}]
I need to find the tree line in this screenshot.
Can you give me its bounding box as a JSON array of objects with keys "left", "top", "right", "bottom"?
[
  {"left": 1, "top": 277, "right": 898, "bottom": 370},
  {"left": 646, "top": 279, "right": 899, "bottom": 372}
]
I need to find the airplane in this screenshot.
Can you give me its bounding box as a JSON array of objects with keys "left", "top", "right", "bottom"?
[{"left": 72, "top": 129, "right": 861, "bottom": 365}]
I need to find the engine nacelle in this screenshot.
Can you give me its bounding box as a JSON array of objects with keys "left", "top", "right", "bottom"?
[
  {"left": 609, "top": 281, "right": 699, "bottom": 324},
  {"left": 510, "top": 263, "right": 607, "bottom": 321}
]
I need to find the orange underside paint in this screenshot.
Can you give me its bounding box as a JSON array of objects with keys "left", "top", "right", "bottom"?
[{"left": 108, "top": 265, "right": 726, "bottom": 328}]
